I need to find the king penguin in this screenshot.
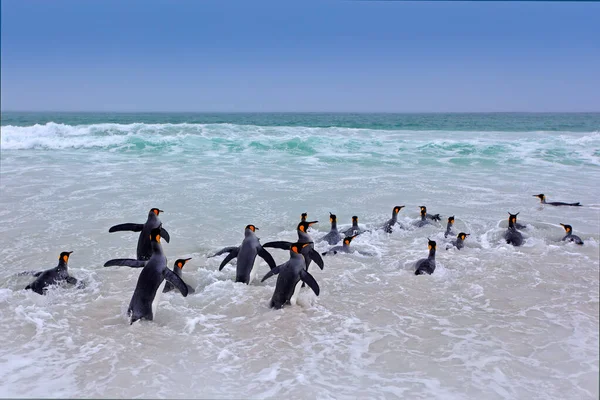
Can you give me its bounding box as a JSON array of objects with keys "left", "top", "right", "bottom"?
[
  {"left": 263, "top": 220, "right": 324, "bottom": 273},
  {"left": 415, "top": 239, "right": 437, "bottom": 275},
  {"left": 320, "top": 212, "right": 343, "bottom": 245},
  {"left": 444, "top": 216, "right": 455, "bottom": 238},
  {"left": 559, "top": 223, "right": 584, "bottom": 245},
  {"left": 504, "top": 212, "right": 523, "bottom": 246},
  {"left": 382, "top": 206, "right": 405, "bottom": 233},
  {"left": 163, "top": 258, "right": 196, "bottom": 293},
  {"left": 533, "top": 194, "right": 581, "bottom": 207},
  {"left": 25, "top": 251, "right": 79, "bottom": 295},
  {"left": 109, "top": 208, "right": 171, "bottom": 261}
]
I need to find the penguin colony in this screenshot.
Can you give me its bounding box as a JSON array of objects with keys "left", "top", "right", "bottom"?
[{"left": 23, "top": 193, "right": 585, "bottom": 324}]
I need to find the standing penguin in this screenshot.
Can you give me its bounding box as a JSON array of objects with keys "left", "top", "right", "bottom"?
[
  {"left": 504, "top": 212, "right": 523, "bottom": 247},
  {"left": 25, "top": 251, "right": 79, "bottom": 295},
  {"left": 261, "top": 242, "right": 320, "bottom": 309},
  {"left": 300, "top": 212, "right": 308, "bottom": 222},
  {"left": 559, "top": 223, "right": 584, "bottom": 245},
  {"left": 104, "top": 225, "right": 188, "bottom": 324},
  {"left": 263, "top": 221, "right": 324, "bottom": 273},
  {"left": 382, "top": 206, "right": 405, "bottom": 233},
  {"left": 533, "top": 194, "right": 581, "bottom": 207},
  {"left": 415, "top": 239, "right": 437, "bottom": 275},
  {"left": 446, "top": 232, "right": 469, "bottom": 250},
  {"left": 342, "top": 216, "right": 367, "bottom": 237},
  {"left": 208, "top": 225, "right": 277, "bottom": 284},
  {"left": 163, "top": 258, "right": 195, "bottom": 293},
  {"left": 319, "top": 212, "right": 343, "bottom": 245},
  {"left": 109, "top": 208, "right": 170, "bottom": 261},
  {"left": 321, "top": 234, "right": 375, "bottom": 256},
  {"left": 444, "top": 216, "right": 455, "bottom": 238}
]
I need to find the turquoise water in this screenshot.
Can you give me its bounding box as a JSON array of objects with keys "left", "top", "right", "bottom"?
[{"left": 0, "top": 113, "right": 599, "bottom": 399}]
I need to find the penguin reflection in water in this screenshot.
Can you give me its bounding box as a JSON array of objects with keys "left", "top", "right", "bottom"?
[
  {"left": 104, "top": 226, "right": 189, "bottom": 324},
  {"left": 23, "top": 251, "right": 80, "bottom": 295},
  {"left": 261, "top": 242, "right": 320, "bottom": 309},
  {"left": 209, "top": 224, "right": 277, "bottom": 284}
]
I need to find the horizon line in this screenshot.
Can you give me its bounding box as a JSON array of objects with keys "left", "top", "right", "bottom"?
[{"left": 2, "top": 110, "right": 600, "bottom": 114}]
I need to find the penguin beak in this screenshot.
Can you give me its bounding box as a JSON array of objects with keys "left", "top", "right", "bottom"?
[{"left": 184, "top": 258, "right": 192, "bottom": 262}]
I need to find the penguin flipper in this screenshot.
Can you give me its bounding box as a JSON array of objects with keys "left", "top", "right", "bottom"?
[
  {"left": 164, "top": 269, "right": 188, "bottom": 297},
  {"left": 66, "top": 276, "right": 78, "bottom": 285},
  {"left": 218, "top": 249, "right": 239, "bottom": 271},
  {"left": 208, "top": 246, "right": 238, "bottom": 258},
  {"left": 160, "top": 228, "right": 170, "bottom": 243},
  {"left": 299, "top": 270, "right": 320, "bottom": 296},
  {"left": 428, "top": 214, "right": 441, "bottom": 222},
  {"left": 262, "top": 241, "right": 292, "bottom": 250},
  {"left": 108, "top": 223, "right": 144, "bottom": 233},
  {"left": 309, "top": 249, "right": 325, "bottom": 270},
  {"left": 257, "top": 247, "right": 277, "bottom": 270},
  {"left": 186, "top": 284, "right": 196, "bottom": 294},
  {"left": 104, "top": 259, "right": 146, "bottom": 268},
  {"left": 261, "top": 265, "right": 281, "bottom": 282}
]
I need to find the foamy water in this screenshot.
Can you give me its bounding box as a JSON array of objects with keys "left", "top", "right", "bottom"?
[{"left": 0, "top": 119, "right": 598, "bottom": 399}]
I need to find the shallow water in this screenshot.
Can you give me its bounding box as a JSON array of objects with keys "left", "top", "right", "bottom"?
[{"left": 0, "top": 115, "right": 599, "bottom": 398}]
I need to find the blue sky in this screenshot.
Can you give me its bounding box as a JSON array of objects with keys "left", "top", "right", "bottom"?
[{"left": 1, "top": 0, "right": 599, "bottom": 112}]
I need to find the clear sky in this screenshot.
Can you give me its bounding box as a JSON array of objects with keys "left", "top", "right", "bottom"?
[{"left": 1, "top": 0, "right": 599, "bottom": 112}]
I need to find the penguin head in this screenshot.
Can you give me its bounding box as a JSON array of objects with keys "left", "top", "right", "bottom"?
[
  {"left": 458, "top": 232, "right": 470, "bottom": 240},
  {"left": 393, "top": 206, "right": 405, "bottom": 215},
  {"left": 427, "top": 239, "right": 436, "bottom": 250},
  {"left": 448, "top": 216, "right": 455, "bottom": 224},
  {"left": 533, "top": 194, "right": 545, "bottom": 202},
  {"left": 419, "top": 206, "right": 427, "bottom": 215},
  {"left": 343, "top": 234, "right": 358, "bottom": 246},
  {"left": 352, "top": 216, "right": 358, "bottom": 224},
  {"left": 150, "top": 208, "right": 163, "bottom": 216},
  {"left": 245, "top": 224, "right": 258, "bottom": 232},
  {"left": 290, "top": 242, "right": 311, "bottom": 254},
  {"left": 329, "top": 212, "right": 337, "bottom": 223},
  {"left": 59, "top": 251, "right": 73, "bottom": 263},
  {"left": 298, "top": 221, "right": 318, "bottom": 233},
  {"left": 175, "top": 258, "right": 192, "bottom": 269},
  {"left": 560, "top": 223, "right": 572, "bottom": 233},
  {"left": 150, "top": 225, "right": 162, "bottom": 243},
  {"left": 300, "top": 213, "right": 308, "bottom": 222},
  {"left": 507, "top": 212, "right": 519, "bottom": 224}
]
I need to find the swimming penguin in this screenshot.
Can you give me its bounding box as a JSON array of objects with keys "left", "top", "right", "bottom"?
[
  {"left": 342, "top": 216, "right": 367, "bottom": 237},
  {"left": 208, "top": 225, "right": 277, "bottom": 284},
  {"left": 263, "top": 221, "right": 324, "bottom": 272},
  {"left": 25, "top": 251, "right": 79, "bottom": 295},
  {"left": 446, "top": 232, "right": 469, "bottom": 250},
  {"left": 559, "top": 223, "right": 584, "bottom": 245},
  {"left": 261, "top": 242, "right": 320, "bottom": 309},
  {"left": 319, "top": 212, "right": 343, "bottom": 245},
  {"left": 504, "top": 212, "right": 523, "bottom": 247},
  {"left": 382, "top": 206, "right": 405, "bottom": 233},
  {"left": 414, "top": 206, "right": 441, "bottom": 227},
  {"left": 415, "top": 239, "right": 437, "bottom": 275},
  {"left": 163, "top": 258, "right": 196, "bottom": 294},
  {"left": 444, "top": 216, "right": 455, "bottom": 238},
  {"left": 104, "top": 225, "right": 188, "bottom": 324},
  {"left": 109, "top": 208, "right": 170, "bottom": 261},
  {"left": 321, "top": 234, "right": 375, "bottom": 256},
  {"left": 533, "top": 194, "right": 581, "bottom": 207}
]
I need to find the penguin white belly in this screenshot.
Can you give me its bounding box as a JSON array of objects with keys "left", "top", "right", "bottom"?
[
  {"left": 152, "top": 279, "right": 167, "bottom": 318},
  {"left": 249, "top": 264, "right": 258, "bottom": 284},
  {"left": 290, "top": 280, "right": 303, "bottom": 306}
]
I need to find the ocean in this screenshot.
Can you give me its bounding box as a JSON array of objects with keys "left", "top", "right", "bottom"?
[{"left": 1, "top": 112, "right": 599, "bottom": 399}]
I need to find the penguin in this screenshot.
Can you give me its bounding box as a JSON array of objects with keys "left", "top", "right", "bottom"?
[
  {"left": 444, "top": 216, "right": 455, "bottom": 238},
  {"left": 415, "top": 239, "right": 437, "bottom": 275},
  {"left": 319, "top": 212, "right": 343, "bottom": 245},
  {"left": 414, "top": 206, "right": 441, "bottom": 227},
  {"left": 25, "top": 251, "right": 79, "bottom": 295},
  {"left": 382, "top": 206, "right": 405, "bottom": 233},
  {"left": 163, "top": 258, "right": 196, "bottom": 293},
  {"left": 208, "top": 225, "right": 277, "bottom": 284},
  {"left": 559, "top": 223, "right": 584, "bottom": 245},
  {"left": 300, "top": 212, "right": 308, "bottom": 222},
  {"left": 104, "top": 225, "right": 188, "bottom": 324},
  {"left": 504, "top": 212, "right": 523, "bottom": 247},
  {"left": 261, "top": 242, "right": 320, "bottom": 309},
  {"left": 108, "top": 208, "right": 171, "bottom": 261},
  {"left": 446, "top": 232, "right": 469, "bottom": 250},
  {"left": 263, "top": 221, "right": 324, "bottom": 273},
  {"left": 342, "top": 216, "right": 366, "bottom": 237},
  {"left": 321, "top": 234, "right": 375, "bottom": 256},
  {"left": 533, "top": 194, "right": 581, "bottom": 207}
]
